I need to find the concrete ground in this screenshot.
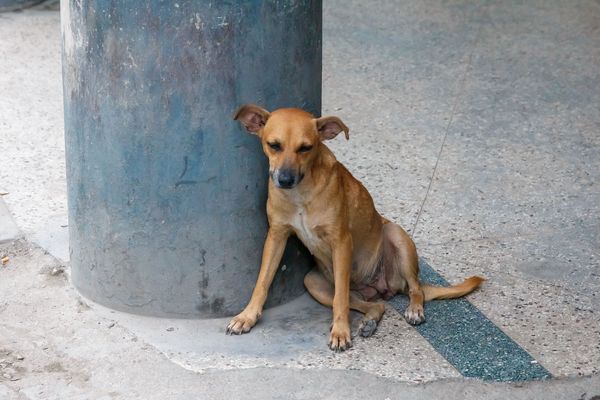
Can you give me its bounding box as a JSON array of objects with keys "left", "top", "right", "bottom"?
[{"left": 1, "top": 0, "right": 599, "bottom": 398}]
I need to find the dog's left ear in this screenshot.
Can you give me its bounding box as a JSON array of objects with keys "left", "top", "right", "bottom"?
[
  {"left": 315, "top": 116, "right": 349, "bottom": 141},
  {"left": 233, "top": 104, "right": 271, "bottom": 134}
]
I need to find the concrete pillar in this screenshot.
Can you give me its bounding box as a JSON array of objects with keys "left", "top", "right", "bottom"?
[{"left": 61, "top": 1, "right": 321, "bottom": 318}]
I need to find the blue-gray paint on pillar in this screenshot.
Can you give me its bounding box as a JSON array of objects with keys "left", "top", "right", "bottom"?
[{"left": 62, "top": 0, "right": 322, "bottom": 318}]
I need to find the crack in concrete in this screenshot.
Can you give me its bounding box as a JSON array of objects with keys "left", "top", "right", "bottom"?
[{"left": 411, "top": 8, "right": 488, "bottom": 238}]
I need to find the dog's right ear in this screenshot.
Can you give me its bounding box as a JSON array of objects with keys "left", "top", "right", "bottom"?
[
  {"left": 233, "top": 104, "right": 270, "bottom": 134},
  {"left": 315, "top": 116, "right": 349, "bottom": 141}
]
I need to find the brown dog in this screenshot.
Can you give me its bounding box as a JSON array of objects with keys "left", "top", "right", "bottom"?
[{"left": 226, "top": 104, "right": 484, "bottom": 351}]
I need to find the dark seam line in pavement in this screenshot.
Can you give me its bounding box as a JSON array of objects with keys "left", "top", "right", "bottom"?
[
  {"left": 411, "top": 18, "right": 484, "bottom": 236},
  {"left": 387, "top": 258, "right": 553, "bottom": 382}
]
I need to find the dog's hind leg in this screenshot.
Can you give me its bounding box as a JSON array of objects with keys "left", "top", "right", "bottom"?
[
  {"left": 304, "top": 269, "right": 385, "bottom": 337},
  {"left": 383, "top": 223, "right": 425, "bottom": 325}
]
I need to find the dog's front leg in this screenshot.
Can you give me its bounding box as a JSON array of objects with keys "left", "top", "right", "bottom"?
[
  {"left": 226, "top": 226, "right": 289, "bottom": 335},
  {"left": 329, "top": 234, "right": 353, "bottom": 351}
]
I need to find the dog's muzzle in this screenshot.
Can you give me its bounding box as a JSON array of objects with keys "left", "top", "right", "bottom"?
[{"left": 271, "top": 168, "right": 303, "bottom": 189}]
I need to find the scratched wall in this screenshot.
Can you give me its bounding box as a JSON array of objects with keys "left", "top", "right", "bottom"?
[{"left": 62, "top": 0, "right": 322, "bottom": 318}]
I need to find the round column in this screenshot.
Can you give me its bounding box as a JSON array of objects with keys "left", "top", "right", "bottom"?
[{"left": 61, "top": 0, "right": 321, "bottom": 317}]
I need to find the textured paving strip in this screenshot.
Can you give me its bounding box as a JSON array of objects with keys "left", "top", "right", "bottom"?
[{"left": 388, "top": 259, "right": 552, "bottom": 382}]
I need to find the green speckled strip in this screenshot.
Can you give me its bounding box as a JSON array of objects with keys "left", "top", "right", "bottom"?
[{"left": 388, "top": 259, "right": 552, "bottom": 382}]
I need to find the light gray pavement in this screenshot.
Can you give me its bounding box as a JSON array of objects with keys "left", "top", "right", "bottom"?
[
  {"left": 0, "top": 198, "right": 20, "bottom": 243},
  {"left": 1, "top": 0, "right": 600, "bottom": 398}
]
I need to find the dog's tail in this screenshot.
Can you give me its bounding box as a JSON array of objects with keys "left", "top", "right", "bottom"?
[{"left": 422, "top": 276, "right": 485, "bottom": 301}]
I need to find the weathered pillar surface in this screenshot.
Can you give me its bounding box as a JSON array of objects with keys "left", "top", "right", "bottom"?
[{"left": 62, "top": 1, "right": 321, "bottom": 318}]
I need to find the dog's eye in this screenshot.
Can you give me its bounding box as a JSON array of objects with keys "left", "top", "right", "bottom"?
[
  {"left": 268, "top": 142, "right": 282, "bottom": 152},
  {"left": 298, "top": 144, "right": 313, "bottom": 153}
]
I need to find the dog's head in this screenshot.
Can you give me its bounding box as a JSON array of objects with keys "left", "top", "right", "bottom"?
[{"left": 234, "top": 104, "right": 349, "bottom": 189}]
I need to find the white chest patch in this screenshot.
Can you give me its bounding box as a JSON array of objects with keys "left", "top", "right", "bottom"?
[{"left": 290, "top": 210, "right": 322, "bottom": 254}]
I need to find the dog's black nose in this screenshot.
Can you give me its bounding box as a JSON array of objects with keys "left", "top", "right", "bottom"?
[{"left": 277, "top": 170, "right": 296, "bottom": 188}]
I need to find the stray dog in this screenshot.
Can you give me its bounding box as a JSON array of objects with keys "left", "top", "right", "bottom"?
[{"left": 227, "top": 104, "right": 484, "bottom": 351}]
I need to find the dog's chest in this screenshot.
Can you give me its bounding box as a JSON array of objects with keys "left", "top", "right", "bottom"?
[{"left": 289, "top": 209, "right": 327, "bottom": 256}]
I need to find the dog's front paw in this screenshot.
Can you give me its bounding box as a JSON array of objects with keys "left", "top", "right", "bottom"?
[
  {"left": 404, "top": 304, "right": 425, "bottom": 325},
  {"left": 226, "top": 311, "right": 259, "bottom": 335},
  {"left": 328, "top": 321, "right": 352, "bottom": 352}
]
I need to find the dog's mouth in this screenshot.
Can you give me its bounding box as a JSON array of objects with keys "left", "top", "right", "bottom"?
[{"left": 270, "top": 169, "right": 304, "bottom": 189}]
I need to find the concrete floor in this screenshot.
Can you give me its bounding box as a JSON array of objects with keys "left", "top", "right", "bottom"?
[{"left": 1, "top": 0, "right": 600, "bottom": 398}]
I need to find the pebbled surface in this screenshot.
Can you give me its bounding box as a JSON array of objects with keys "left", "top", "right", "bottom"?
[{"left": 388, "top": 259, "right": 552, "bottom": 382}]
